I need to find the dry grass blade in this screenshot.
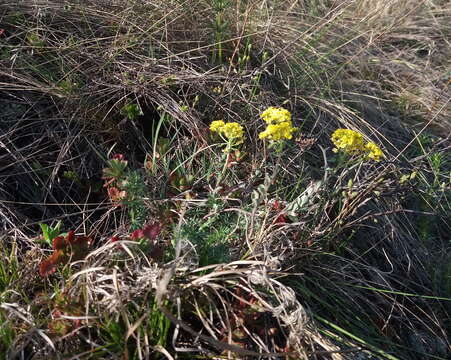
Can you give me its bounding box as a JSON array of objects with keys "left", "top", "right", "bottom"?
[{"left": 0, "top": 1, "right": 449, "bottom": 359}]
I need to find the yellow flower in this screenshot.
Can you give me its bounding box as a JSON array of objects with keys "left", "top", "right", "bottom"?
[
  {"left": 259, "top": 121, "right": 297, "bottom": 141},
  {"left": 365, "top": 142, "right": 384, "bottom": 161},
  {"left": 221, "top": 122, "right": 244, "bottom": 144},
  {"left": 210, "top": 120, "right": 244, "bottom": 145},
  {"left": 331, "top": 129, "right": 384, "bottom": 161},
  {"left": 331, "top": 129, "right": 365, "bottom": 154},
  {"left": 260, "top": 107, "right": 291, "bottom": 125},
  {"left": 210, "top": 120, "right": 225, "bottom": 133}
]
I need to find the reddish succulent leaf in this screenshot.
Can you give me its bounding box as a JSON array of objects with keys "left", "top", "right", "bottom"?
[
  {"left": 39, "top": 250, "right": 66, "bottom": 277},
  {"left": 69, "top": 235, "right": 91, "bottom": 260},
  {"left": 226, "top": 150, "right": 243, "bottom": 168},
  {"left": 271, "top": 200, "right": 289, "bottom": 224},
  {"left": 39, "top": 232, "right": 91, "bottom": 277},
  {"left": 39, "top": 258, "right": 56, "bottom": 277},
  {"left": 108, "top": 186, "right": 127, "bottom": 201},
  {"left": 52, "top": 236, "right": 65, "bottom": 250},
  {"left": 49, "top": 308, "right": 82, "bottom": 336},
  {"left": 274, "top": 213, "right": 288, "bottom": 224},
  {"left": 142, "top": 223, "right": 162, "bottom": 241},
  {"left": 131, "top": 223, "right": 162, "bottom": 242},
  {"left": 112, "top": 154, "right": 125, "bottom": 161},
  {"left": 131, "top": 229, "right": 145, "bottom": 240},
  {"left": 66, "top": 231, "right": 75, "bottom": 244}
]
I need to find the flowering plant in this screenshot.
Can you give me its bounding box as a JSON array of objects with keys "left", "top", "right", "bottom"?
[
  {"left": 331, "top": 129, "right": 365, "bottom": 154},
  {"left": 259, "top": 122, "right": 297, "bottom": 141},
  {"left": 209, "top": 120, "right": 245, "bottom": 149},
  {"left": 260, "top": 107, "right": 291, "bottom": 125},
  {"left": 258, "top": 107, "right": 297, "bottom": 142},
  {"left": 365, "top": 142, "right": 384, "bottom": 161},
  {"left": 331, "top": 129, "right": 384, "bottom": 161}
]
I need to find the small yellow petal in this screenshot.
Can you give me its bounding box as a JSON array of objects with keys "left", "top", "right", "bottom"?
[
  {"left": 210, "top": 120, "right": 225, "bottom": 133},
  {"left": 259, "top": 121, "right": 297, "bottom": 141},
  {"left": 260, "top": 107, "right": 292, "bottom": 125},
  {"left": 365, "top": 141, "right": 384, "bottom": 161}
]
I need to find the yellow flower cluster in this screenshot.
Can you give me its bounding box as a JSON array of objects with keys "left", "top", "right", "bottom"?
[
  {"left": 331, "top": 129, "right": 384, "bottom": 161},
  {"left": 210, "top": 120, "right": 226, "bottom": 133},
  {"left": 259, "top": 107, "right": 297, "bottom": 141},
  {"left": 260, "top": 107, "right": 292, "bottom": 125},
  {"left": 331, "top": 129, "right": 365, "bottom": 154},
  {"left": 259, "top": 122, "right": 297, "bottom": 141},
  {"left": 365, "top": 142, "right": 384, "bottom": 161},
  {"left": 209, "top": 120, "right": 244, "bottom": 145}
]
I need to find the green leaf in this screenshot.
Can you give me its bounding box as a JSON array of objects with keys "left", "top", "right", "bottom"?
[
  {"left": 40, "top": 223, "right": 50, "bottom": 242},
  {"left": 39, "top": 221, "right": 63, "bottom": 246}
]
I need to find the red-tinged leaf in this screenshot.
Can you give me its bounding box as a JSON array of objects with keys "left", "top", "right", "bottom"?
[
  {"left": 73, "top": 318, "right": 81, "bottom": 330},
  {"left": 226, "top": 153, "right": 233, "bottom": 167},
  {"left": 39, "top": 259, "right": 57, "bottom": 277},
  {"left": 66, "top": 231, "right": 75, "bottom": 245},
  {"left": 108, "top": 186, "right": 127, "bottom": 201},
  {"left": 52, "top": 236, "right": 66, "bottom": 250},
  {"left": 69, "top": 236, "right": 91, "bottom": 260},
  {"left": 142, "top": 222, "right": 162, "bottom": 241},
  {"left": 111, "top": 236, "right": 119, "bottom": 242},
  {"left": 39, "top": 250, "right": 66, "bottom": 277},
  {"left": 40, "top": 232, "right": 91, "bottom": 277},
  {"left": 131, "top": 229, "right": 145, "bottom": 240},
  {"left": 112, "top": 154, "right": 125, "bottom": 161},
  {"left": 274, "top": 213, "right": 288, "bottom": 224}
]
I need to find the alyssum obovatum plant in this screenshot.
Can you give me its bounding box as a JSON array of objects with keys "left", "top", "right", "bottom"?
[
  {"left": 210, "top": 120, "right": 245, "bottom": 150},
  {"left": 209, "top": 120, "right": 245, "bottom": 191},
  {"left": 258, "top": 106, "right": 298, "bottom": 142},
  {"left": 331, "top": 129, "right": 384, "bottom": 161}
]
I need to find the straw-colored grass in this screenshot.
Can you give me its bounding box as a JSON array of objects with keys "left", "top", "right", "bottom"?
[{"left": 0, "top": 1, "right": 449, "bottom": 359}]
